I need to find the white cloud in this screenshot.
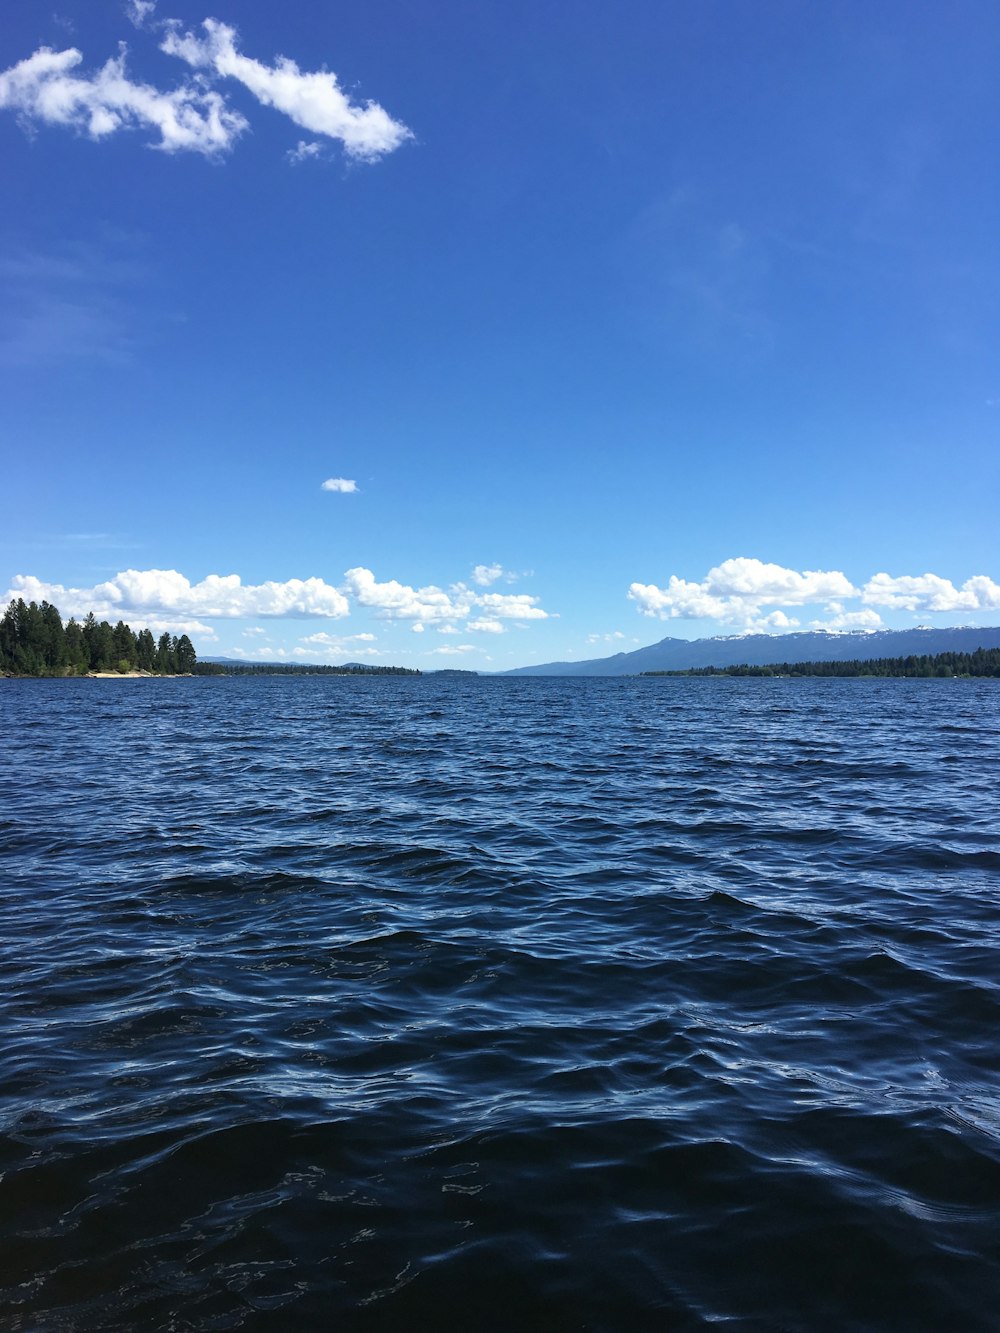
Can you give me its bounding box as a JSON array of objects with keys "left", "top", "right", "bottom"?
[
  {"left": 862, "top": 572, "right": 1000, "bottom": 613},
  {"left": 411, "top": 623, "right": 425, "bottom": 633},
  {"left": 0, "top": 43, "right": 247, "bottom": 153},
  {"left": 471, "top": 563, "right": 504, "bottom": 586},
  {"left": 288, "top": 139, "right": 323, "bottom": 164},
  {"left": 466, "top": 618, "right": 505, "bottom": 634},
  {"left": 242, "top": 626, "right": 267, "bottom": 637},
  {"left": 744, "top": 611, "right": 799, "bottom": 632},
  {"left": 437, "top": 624, "right": 460, "bottom": 635},
  {"left": 343, "top": 567, "right": 474, "bottom": 623},
  {"left": 629, "top": 557, "right": 856, "bottom": 625},
  {"left": 477, "top": 592, "right": 548, "bottom": 621},
  {"left": 230, "top": 645, "right": 292, "bottom": 661},
  {"left": 6, "top": 568, "right": 350, "bottom": 621},
  {"left": 433, "top": 644, "right": 476, "bottom": 655},
  {"left": 587, "top": 631, "right": 626, "bottom": 644},
  {"left": 161, "top": 18, "right": 411, "bottom": 160},
  {"left": 321, "top": 476, "right": 358, "bottom": 493},
  {"left": 140, "top": 616, "right": 216, "bottom": 637},
  {"left": 126, "top": 1, "right": 157, "bottom": 29},
  {"left": 810, "top": 609, "right": 883, "bottom": 630},
  {"left": 301, "top": 631, "right": 375, "bottom": 646}
]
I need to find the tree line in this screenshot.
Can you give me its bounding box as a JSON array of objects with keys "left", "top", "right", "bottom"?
[
  {"left": 643, "top": 647, "right": 1000, "bottom": 679},
  {"left": 0, "top": 598, "right": 197, "bottom": 677},
  {"left": 193, "top": 662, "right": 420, "bottom": 676}
]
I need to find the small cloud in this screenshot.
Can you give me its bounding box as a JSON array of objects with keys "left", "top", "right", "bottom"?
[
  {"left": 587, "top": 631, "right": 626, "bottom": 644},
  {"left": 242, "top": 626, "right": 267, "bottom": 637},
  {"left": 437, "top": 625, "right": 459, "bottom": 635},
  {"left": 466, "top": 618, "right": 504, "bottom": 634},
  {"left": 411, "top": 623, "right": 424, "bottom": 633},
  {"left": 125, "top": 0, "right": 157, "bottom": 28},
  {"left": 472, "top": 563, "right": 504, "bottom": 586},
  {"left": 288, "top": 139, "right": 324, "bottom": 164},
  {"left": 161, "top": 18, "right": 412, "bottom": 161},
  {"left": 433, "top": 644, "right": 476, "bottom": 655},
  {"left": 477, "top": 592, "right": 548, "bottom": 621},
  {"left": 321, "top": 477, "right": 358, "bottom": 493},
  {"left": 810, "top": 609, "right": 883, "bottom": 630}
]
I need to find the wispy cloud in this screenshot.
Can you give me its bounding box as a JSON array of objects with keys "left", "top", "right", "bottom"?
[
  {"left": 288, "top": 140, "right": 324, "bottom": 165},
  {"left": 0, "top": 43, "right": 246, "bottom": 154},
  {"left": 125, "top": 1, "right": 158, "bottom": 29},
  {"left": 161, "top": 17, "right": 411, "bottom": 161},
  {"left": 0, "top": 239, "right": 151, "bottom": 368},
  {"left": 321, "top": 477, "right": 358, "bottom": 493},
  {"left": 1, "top": 13, "right": 411, "bottom": 162},
  {"left": 471, "top": 563, "right": 504, "bottom": 586}
]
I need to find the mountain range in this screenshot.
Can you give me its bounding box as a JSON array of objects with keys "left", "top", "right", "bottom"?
[{"left": 502, "top": 625, "right": 1000, "bottom": 676}]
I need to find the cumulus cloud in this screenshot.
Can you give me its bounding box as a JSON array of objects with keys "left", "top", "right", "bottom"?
[
  {"left": 466, "top": 618, "right": 505, "bottom": 634},
  {"left": 477, "top": 591, "right": 549, "bottom": 620},
  {"left": 811, "top": 608, "right": 883, "bottom": 630},
  {"left": 433, "top": 644, "right": 476, "bottom": 655},
  {"left": 587, "top": 631, "right": 626, "bottom": 644},
  {"left": 161, "top": 18, "right": 412, "bottom": 160},
  {"left": 862, "top": 572, "right": 1000, "bottom": 613},
  {"left": 0, "top": 43, "right": 247, "bottom": 153},
  {"left": 321, "top": 476, "right": 358, "bottom": 493},
  {"left": 5, "top": 568, "right": 350, "bottom": 621},
  {"left": 472, "top": 563, "right": 504, "bottom": 586},
  {"left": 629, "top": 557, "right": 1000, "bottom": 630},
  {"left": 343, "top": 567, "right": 474, "bottom": 623},
  {"left": 629, "top": 557, "right": 856, "bottom": 626}
]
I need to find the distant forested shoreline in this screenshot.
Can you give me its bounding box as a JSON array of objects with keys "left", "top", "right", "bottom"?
[
  {"left": 1, "top": 598, "right": 196, "bottom": 677},
  {"left": 643, "top": 647, "right": 1000, "bottom": 679},
  {"left": 193, "top": 662, "right": 420, "bottom": 676}
]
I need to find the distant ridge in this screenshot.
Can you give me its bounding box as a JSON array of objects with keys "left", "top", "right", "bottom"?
[{"left": 503, "top": 626, "right": 1000, "bottom": 676}]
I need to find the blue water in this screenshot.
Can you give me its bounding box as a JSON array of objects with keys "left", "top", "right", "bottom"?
[{"left": 2, "top": 674, "right": 999, "bottom": 1330}]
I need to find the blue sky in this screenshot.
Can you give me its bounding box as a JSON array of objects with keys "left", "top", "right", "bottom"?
[{"left": 2, "top": 0, "right": 998, "bottom": 669}]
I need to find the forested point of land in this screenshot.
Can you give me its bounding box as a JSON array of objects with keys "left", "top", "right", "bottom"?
[
  {"left": 193, "top": 663, "right": 421, "bottom": 676},
  {"left": 643, "top": 647, "right": 1000, "bottom": 679},
  {"left": 1, "top": 598, "right": 196, "bottom": 677}
]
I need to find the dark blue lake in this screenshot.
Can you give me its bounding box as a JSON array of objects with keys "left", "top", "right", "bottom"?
[{"left": 2, "top": 674, "right": 999, "bottom": 1329}]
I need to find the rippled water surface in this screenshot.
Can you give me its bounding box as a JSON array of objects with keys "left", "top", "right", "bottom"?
[{"left": 2, "top": 674, "right": 1000, "bottom": 1330}]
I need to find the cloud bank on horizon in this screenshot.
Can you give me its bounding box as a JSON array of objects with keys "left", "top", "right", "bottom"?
[
  {"left": 5, "top": 558, "right": 999, "bottom": 655},
  {"left": 629, "top": 558, "right": 1000, "bottom": 633},
  {"left": 3, "top": 565, "right": 550, "bottom": 639},
  {"left": 0, "top": 6, "right": 410, "bottom": 160}
]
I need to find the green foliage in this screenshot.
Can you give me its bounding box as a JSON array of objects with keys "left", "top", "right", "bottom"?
[
  {"left": 643, "top": 647, "right": 1000, "bottom": 679},
  {"left": 192, "top": 661, "right": 421, "bottom": 676},
  {"left": 0, "top": 600, "right": 199, "bottom": 678}
]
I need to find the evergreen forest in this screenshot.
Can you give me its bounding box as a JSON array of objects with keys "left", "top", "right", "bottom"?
[
  {"left": 643, "top": 648, "right": 1000, "bottom": 678},
  {"left": 0, "top": 599, "right": 197, "bottom": 677}
]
